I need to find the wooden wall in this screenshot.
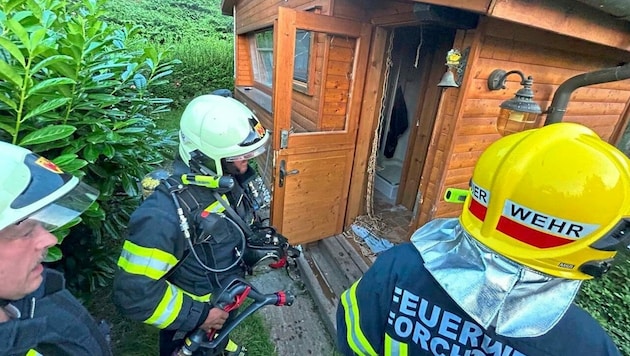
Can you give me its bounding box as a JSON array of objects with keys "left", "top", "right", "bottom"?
[
  {"left": 234, "top": 0, "right": 330, "bottom": 34},
  {"left": 235, "top": 34, "right": 254, "bottom": 87},
  {"left": 418, "top": 17, "right": 630, "bottom": 226},
  {"left": 413, "top": 27, "right": 478, "bottom": 228},
  {"left": 290, "top": 32, "right": 326, "bottom": 133},
  {"left": 319, "top": 35, "right": 355, "bottom": 130}
]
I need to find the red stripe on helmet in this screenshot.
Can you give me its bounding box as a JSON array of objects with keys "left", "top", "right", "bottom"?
[
  {"left": 497, "top": 216, "right": 573, "bottom": 248},
  {"left": 469, "top": 198, "right": 487, "bottom": 221}
]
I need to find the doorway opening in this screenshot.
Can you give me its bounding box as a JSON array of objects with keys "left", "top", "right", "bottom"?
[{"left": 368, "top": 25, "right": 456, "bottom": 244}]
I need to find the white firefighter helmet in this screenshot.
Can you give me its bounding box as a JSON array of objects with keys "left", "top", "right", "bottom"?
[
  {"left": 0, "top": 142, "right": 99, "bottom": 232},
  {"left": 178, "top": 95, "right": 269, "bottom": 176}
]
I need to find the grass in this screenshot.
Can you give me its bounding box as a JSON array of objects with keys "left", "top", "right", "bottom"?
[{"left": 84, "top": 105, "right": 278, "bottom": 355}]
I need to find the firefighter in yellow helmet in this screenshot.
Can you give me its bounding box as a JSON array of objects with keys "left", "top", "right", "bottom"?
[{"left": 337, "top": 123, "right": 628, "bottom": 355}]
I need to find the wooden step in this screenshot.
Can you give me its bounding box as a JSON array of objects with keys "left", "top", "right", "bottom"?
[{"left": 295, "top": 234, "right": 373, "bottom": 344}]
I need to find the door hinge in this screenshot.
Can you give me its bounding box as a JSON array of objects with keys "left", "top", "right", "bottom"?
[{"left": 280, "top": 129, "right": 290, "bottom": 149}]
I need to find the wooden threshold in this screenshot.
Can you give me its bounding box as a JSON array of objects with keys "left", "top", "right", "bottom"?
[{"left": 295, "top": 234, "right": 372, "bottom": 341}]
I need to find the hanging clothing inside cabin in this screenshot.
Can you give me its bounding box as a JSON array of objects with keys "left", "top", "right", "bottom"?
[{"left": 384, "top": 86, "right": 409, "bottom": 158}]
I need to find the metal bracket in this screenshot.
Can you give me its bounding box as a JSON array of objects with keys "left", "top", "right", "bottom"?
[{"left": 280, "top": 129, "right": 290, "bottom": 149}]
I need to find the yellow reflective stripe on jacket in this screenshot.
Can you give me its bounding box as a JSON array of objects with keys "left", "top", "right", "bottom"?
[
  {"left": 144, "top": 281, "right": 183, "bottom": 328},
  {"left": 182, "top": 289, "right": 211, "bottom": 302},
  {"left": 117, "top": 240, "right": 178, "bottom": 280},
  {"left": 385, "top": 333, "right": 408, "bottom": 356},
  {"left": 340, "top": 279, "right": 377, "bottom": 356},
  {"left": 202, "top": 197, "right": 226, "bottom": 214},
  {"left": 25, "top": 350, "right": 42, "bottom": 356}
]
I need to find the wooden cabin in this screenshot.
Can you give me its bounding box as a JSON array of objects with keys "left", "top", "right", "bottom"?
[{"left": 220, "top": 0, "right": 630, "bottom": 246}]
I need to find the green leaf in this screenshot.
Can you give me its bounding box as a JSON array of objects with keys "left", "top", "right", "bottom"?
[
  {"left": 19, "top": 125, "right": 76, "bottom": 145},
  {"left": 56, "top": 157, "right": 88, "bottom": 173},
  {"left": 23, "top": 97, "right": 70, "bottom": 120},
  {"left": 0, "top": 37, "right": 25, "bottom": 67},
  {"left": 113, "top": 118, "right": 142, "bottom": 129},
  {"left": 116, "top": 127, "right": 145, "bottom": 134},
  {"left": 148, "top": 69, "right": 173, "bottom": 82},
  {"left": 0, "top": 94, "right": 18, "bottom": 110},
  {"left": 102, "top": 143, "right": 115, "bottom": 158},
  {"left": 83, "top": 144, "right": 100, "bottom": 162},
  {"left": 133, "top": 73, "right": 147, "bottom": 89},
  {"left": 6, "top": 19, "right": 31, "bottom": 52},
  {"left": 0, "top": 122, "right": 16, "bottom": 136},
  {"left": 48, "top": 61, "right": 77, "bottom": 79},
  {"left": 27, "top": 77, "right": 76, "bottom": 97},
  {"left": 44, "top": 246, "right": 62, "bottom": 262},
  {"left": 52, "top": 153, "right": 78, "bottom": 167},
  {"left": 0, "top": 59, "right": 23, "bottom": 87},
  {"left": 31, "top": 55, "right": 74, "bottom": 74},
  {"left": 121, "top": 173, "right": 139, "bottom": 196}
]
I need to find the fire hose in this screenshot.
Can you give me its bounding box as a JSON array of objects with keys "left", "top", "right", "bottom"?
[{"left": 173, "top": 278, "right": 295, "bottom": 356}]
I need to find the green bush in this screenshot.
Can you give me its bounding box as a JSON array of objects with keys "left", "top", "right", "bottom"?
[
  {"left": 103, "top": 0, "right": 235, "bottom": 108},
  {"left": 577, "top": 253, "right": 630, "bottom": 355},
  {"left": 102, "top": 0, "right": 233, "bottom": 43},
  {"left": 152, "top": 38, "right": 234, "bottom": 107},
  {"left": 0, "top": 0, "right": 178, "bottom": 294}
]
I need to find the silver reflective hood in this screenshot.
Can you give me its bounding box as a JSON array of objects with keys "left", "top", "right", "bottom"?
[{"left": 411, "top": 218, "right": 581, "bottom": 337}]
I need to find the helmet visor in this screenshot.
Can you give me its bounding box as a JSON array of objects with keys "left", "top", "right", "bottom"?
[
  {"left": 224, "top": 145, "right": 267, "bottom": 162},
  {"left": 27, "top": 181, "right": 99, "bottom": 232}
]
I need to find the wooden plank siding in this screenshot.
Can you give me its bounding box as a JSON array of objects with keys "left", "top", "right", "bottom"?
[
  {"left": 420, "top": 17, "right": 630, "bottom": 224},
  {"left": 319, "top": 35, "right": 355, "bottom": 130},
  {"left": 412, "top": 26, "right": 480, "bottom": 230},
  {"left": 235, "top": 34, "right": 254, "bottom": 86},
  {"left": 488, "top": 0, "right": 630, "bottom": 52},
  {"left": 235, "top": 0, "right": 330, "bottom": 35}
]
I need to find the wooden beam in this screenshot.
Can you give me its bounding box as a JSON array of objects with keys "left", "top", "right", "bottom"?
[
  {"left": 489, "top": 0, "right": 630, "bottom": 52},
  {"left": 411, "top": 0, "right": 491, "bottom": 14},
  {"left": 345, "top": 27, "right": 389, "bottom": 224}
]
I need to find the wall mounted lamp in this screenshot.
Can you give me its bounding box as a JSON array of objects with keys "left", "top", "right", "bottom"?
[{"left": 487, "top": 69, "right": 543, "bottom": 136}]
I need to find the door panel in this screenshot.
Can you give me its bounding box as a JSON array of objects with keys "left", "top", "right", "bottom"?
[
  {"left": 275, "top": 149, "right": 354, "bottom": 244},
  {"left": 271, "top": 8, "right": 371, "bottom": 245}
]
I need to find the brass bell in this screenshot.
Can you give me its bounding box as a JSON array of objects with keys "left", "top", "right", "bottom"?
[{"left": 437, "top": 69, "right": 458, "bottom": 88}]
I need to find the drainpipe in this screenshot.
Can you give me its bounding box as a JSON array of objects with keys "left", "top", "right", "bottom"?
[{"left": 544, "top": 63, "right": 630, "bottom": 125}]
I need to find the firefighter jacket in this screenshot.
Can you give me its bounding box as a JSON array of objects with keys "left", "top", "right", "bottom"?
[
  {"left": 113, "top": 160, "right": 256, "bottom": 333},
  {"left": 0, "top": 268, "right": 112, "bottom": 356},
  {"left": 336, "top": 243, "right": 621, "bottom": 355}
]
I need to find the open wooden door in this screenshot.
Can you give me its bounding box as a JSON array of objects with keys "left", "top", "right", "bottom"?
[{"left": 270, "top": 8, "right": 371, "bottom": 245}]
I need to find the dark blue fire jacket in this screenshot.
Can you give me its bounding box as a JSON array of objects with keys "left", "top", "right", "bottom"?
[
  {"left": 0, "top": 269, "right": 111, "bottom": 356},
  {"left": 336, "top": 243, "right": 620, "bottom": 356}
]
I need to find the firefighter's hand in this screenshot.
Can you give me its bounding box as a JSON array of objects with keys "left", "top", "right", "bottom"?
[
  {"left": 200, "top": 307, "right": 229, "bottom": 331},
  {"left": 0, "top": 308, "right": 9, "bottom": 323}
]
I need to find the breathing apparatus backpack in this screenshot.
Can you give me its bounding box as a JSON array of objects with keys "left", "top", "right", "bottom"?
[{"left": 140, "top": 170, "right": 300, "bottom": 275}]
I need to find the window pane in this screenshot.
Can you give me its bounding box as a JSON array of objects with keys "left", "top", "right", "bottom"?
[
  {"left": 252, "top": 30, "right": 274, "bottom": 87},
  {"left": 294, "top": 30, "right": 311, "bottom": 83}
]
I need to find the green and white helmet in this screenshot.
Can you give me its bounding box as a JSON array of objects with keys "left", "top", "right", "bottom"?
[
  {"left": 0, "top": 142, "right": 99, "bottom": 232},
  {"left": 178, "top": 94, "right": 270, "bottom": 176}
]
